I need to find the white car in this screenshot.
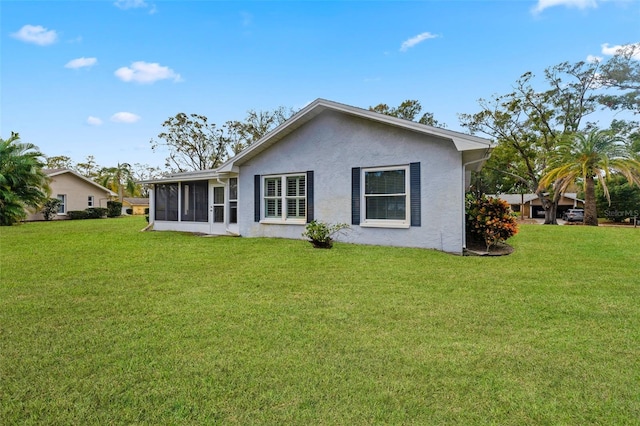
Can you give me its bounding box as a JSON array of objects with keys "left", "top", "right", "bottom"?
[{"left": 562, "top": 209, "right": 584, "bottom": 222}]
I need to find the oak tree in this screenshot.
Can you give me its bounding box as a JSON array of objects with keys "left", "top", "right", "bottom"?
[{"left": 459, "top": 60, "right": 601, "bottom": 224}]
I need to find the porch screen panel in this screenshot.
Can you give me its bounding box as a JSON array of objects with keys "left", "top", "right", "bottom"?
[
  {"left": 155, "top": 183, "right": 178, "bottom": 221},
  {"left": 193, "top": 181, "right": 208, "bottom": 222},
  {"left": 181, "top": 180, "right": 208, "bottom": 222}
]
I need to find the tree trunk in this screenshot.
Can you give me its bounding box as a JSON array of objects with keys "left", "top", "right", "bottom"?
[
  {"left": 545, "top": 202, "right": 558, "bottom": 224},
  {"left": 584, "top": 176, "right": 598, "bottom": 226},
  {"left": 538, "top": 193, "right": 558, "bottom": 225}
]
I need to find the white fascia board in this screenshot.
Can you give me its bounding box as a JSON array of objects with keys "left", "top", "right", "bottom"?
[
  {"left": 216, "top": 101, "right": 323, "bottom": 172},
  {"left": 138, "top": 169, "right": 222, "bottom": 185}
]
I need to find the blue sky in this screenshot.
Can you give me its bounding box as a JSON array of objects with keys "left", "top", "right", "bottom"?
[{"left": 2, "top": 0, "right": 639, "bottom": 169}]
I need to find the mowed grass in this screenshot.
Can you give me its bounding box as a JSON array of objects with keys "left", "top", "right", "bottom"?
[{"left": 1, "top": 217, "right": 639, "bottom": 425}]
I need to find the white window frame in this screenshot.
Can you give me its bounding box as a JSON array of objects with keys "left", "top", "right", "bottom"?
[
  {"left": 228, "top": 177, "right": 238, "bottom": 224},
  {"left": 87, "top": 196, "right": 94, "bottom": 207},
  {"left": 261, "top": 173, "right": 306, "bottom": 224},
  {"left": 57, "top": 194, "right": 67, "bottom": 215},
  {"left": 360, "top": 165, "right": 410, "bottom": 228}
]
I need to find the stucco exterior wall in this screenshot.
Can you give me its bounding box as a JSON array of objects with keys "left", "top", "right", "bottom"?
[
  {"left": 26, "top": 172, "right": 112, "bottom": 221},
  {"left": 237, "top": 111, "right": 465, "bottom": 253}
]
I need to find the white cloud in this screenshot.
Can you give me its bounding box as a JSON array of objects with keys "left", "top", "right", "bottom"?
[
  {"left": 532, "top": 0, "right": 598, "bottom": 14},
  {"left": 114, "top": 0, "right": 157, "bottom": 14},
  {"left": 11, "top": 25, "right": 58, "bottom": 46},
  {"left": 87, "top": 116, "right": 103, "bottom": 126},
  {"left": 114, "top": 0, "right": 147, "bottom": 9},
  {"left": 111, "top": 112, "right": 141, "bottom": 123},
  {"left": 65, "top": 57, "right": 98, "bottom": 69},
  {"left": 400, "top": 32, "right": 439, "bottom": 52},
  {"left": 601, "top": 42, "right": 640, "bottom": 60},
  {"left": 114, "top": 61, "right": 182, "bottom": 84},
  {"left": 586, "top": 54, "right": 602, "bottom": 63}
]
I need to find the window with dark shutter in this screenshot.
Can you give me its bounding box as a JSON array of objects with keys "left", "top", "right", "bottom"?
[
  {"left": 352, "top": 163, "right": 420, "bottom": 228},
  {"left": 259, "top": 173, "right": 307, "bottom": 223}
]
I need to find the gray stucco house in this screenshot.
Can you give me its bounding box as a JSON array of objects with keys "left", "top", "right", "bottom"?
[{"left": 143, "top": 99, "right": 493, "bottom": 254}]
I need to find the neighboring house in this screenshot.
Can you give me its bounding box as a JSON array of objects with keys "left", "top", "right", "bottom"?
[
  {"left": 122, "top": 197, "right": 149, "bottom": 215},
  {"left": 26, "top": 169, "right": 116, "bottom": 221},
  {"left": 142, "top": 99, "right": 493, "bottom": 254},
  {"left": 492, "top": 193, "right": 584, "bottom": 218}
]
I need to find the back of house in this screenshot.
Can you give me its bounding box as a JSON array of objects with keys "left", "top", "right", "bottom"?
[{"left": 143, "top": 99, "right": 493, "bottom": 254}]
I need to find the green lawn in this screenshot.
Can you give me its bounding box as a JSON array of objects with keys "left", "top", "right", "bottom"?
[{"left": 1, "top": 217, "right": 639, "bottom": 425}]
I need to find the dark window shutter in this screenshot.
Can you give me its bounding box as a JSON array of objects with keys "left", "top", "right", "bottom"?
[
  {"left": 351, "top": 167, "right": 361, "bottom": 225},
  {"left": 410, "top": 162, "right": 421, "bottom": 227},
  {"left": 254, "top": 174, "right": 261, "bottom": 222},
  {"left": 306, "top": 171, "right": 314, "bottom": 223}
]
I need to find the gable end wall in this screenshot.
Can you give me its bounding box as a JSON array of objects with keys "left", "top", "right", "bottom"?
[
  {"left": 26, "top": 173, "right": 111, "bottom": 221},
  {"left": 237, "top": 111, "right": 465, "bottom": 253}
]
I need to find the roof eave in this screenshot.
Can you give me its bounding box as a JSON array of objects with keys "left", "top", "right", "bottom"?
[
  {"left": 220, "top": 98, "right": 493, "bottom": 170},
  {"left": 138, "top": 169, "right": 223, "bottom": 185},
  {"left": 47, "top": 169, "right": 117, "bottom": 196}
]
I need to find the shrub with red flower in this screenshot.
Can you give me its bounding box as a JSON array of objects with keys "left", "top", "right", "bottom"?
[{"left": 466, "top": 194, "right": 518, "bottom": 251}]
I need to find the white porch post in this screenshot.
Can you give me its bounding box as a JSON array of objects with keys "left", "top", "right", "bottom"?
[{"left": 149, "top": 185, "right": 155, "bottom": 223}]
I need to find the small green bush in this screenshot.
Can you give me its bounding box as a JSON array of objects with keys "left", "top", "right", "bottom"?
[
  {"left": 107, "top": 201, "right": 122, "bottom": 218},
  {"left": 144, "top": 207, "right": 150, "bottom": 215},
  {"left": 85, "top": 207, "right": 107, "bottom": 219},
  {"left": 125, "top": 208, "right": 133, "bottom": 215},
  {"left": 67, "top": 210, "right": 88, "bottom": 220},
  {"left": 302, "top": 220, "right": 350, "bottom": 249},
  {"left": 40, "top": 198, "right": 61, "bottom": 221}
]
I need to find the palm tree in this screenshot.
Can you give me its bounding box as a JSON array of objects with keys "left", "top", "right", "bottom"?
[
  {"left": 0, "top": 132, "right": 50, "bottom": 225},
  {"left": 541, "top": 129, "right": 640, "bottom": 226},
  {"left": 98, "top": 163, "right": 138, "bottom": 202}
]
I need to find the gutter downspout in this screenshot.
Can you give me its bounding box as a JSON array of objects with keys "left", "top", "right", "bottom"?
[{"left": 462, "top": 152, "right": 492, "bottom": 250}]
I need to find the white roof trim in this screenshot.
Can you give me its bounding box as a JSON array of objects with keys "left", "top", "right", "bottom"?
[
  {"left": 217, "top": 98, "right": 493, "bottom": 172},
  {"left": 144, "top": 98, "right": 494, "bottom": 181},
  {"left": 139, "top": 169, "right": 225, "bottom": 184},
  {"left": 47, "top": 169, "right": 117, "bottom": 196}
]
